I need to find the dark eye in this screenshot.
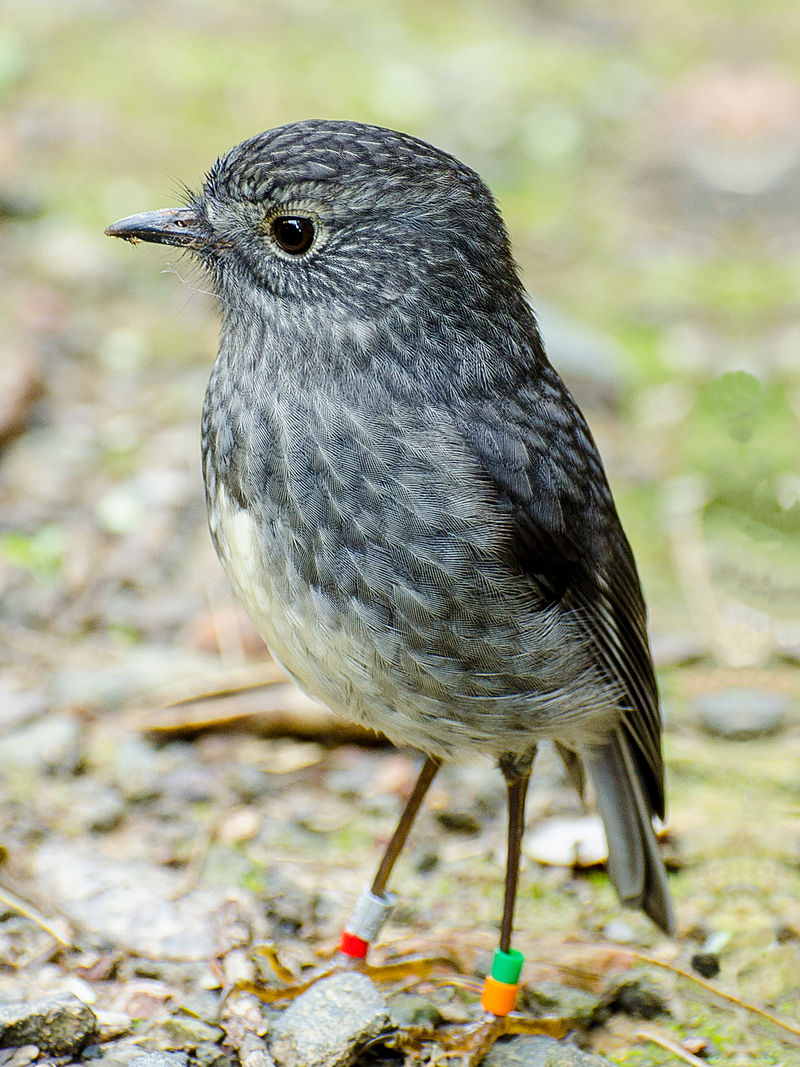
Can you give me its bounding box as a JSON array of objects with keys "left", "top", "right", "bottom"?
[{"left": 271, "top": 216, "right": 315, "bottom": 254}]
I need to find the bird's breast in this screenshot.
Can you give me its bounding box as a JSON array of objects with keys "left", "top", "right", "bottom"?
[{"left": 201, "top": 376, "right": 615, "bottom": 755}]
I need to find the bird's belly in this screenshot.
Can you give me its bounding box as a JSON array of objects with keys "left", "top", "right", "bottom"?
[{"left": 207, "top": 478, "right": 615, "bottom": 758}]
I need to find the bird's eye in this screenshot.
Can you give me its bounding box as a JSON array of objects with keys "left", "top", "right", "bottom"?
[{"left": 271, "top": 216, "right": 315, "bottom": 254}]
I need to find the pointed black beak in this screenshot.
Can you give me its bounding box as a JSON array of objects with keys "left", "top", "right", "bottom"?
[{"left": 105, "top": 206, "right": 207, "bottom": 249}]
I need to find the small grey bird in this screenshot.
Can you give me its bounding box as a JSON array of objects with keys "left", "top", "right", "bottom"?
[{"left": 107, "top": 119, "right": 673, "bottom": 1001}]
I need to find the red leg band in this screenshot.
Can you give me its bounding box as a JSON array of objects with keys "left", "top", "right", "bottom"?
[{"left": 338, "top": 930, "right": 369, "bottom": 959}]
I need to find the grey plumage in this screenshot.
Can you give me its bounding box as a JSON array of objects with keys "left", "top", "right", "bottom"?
[{"left": 106, "top": 119, "right": 674, "bottom": 935}]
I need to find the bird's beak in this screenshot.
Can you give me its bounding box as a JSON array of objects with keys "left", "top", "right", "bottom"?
[{"left": 105, "top": 206, "right": 207, "bottom": 250}]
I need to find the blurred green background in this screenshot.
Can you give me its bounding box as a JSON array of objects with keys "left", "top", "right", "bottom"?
[
  {"left": 2, "top": 0, "right": 798, "bottom": 662},
  {"left": 1, "top": 1, "right": 799, "bottom": 1063}
]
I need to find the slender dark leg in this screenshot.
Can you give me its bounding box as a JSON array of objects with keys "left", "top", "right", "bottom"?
[
  {"left": 498, "top": 749, "right": 535, "bottom": 953},
  {"left": 371, "top": 754, "right": 442, "bottom": 895},
  {"left": 480, "top": 748, "right": 536, "bottom": 1015},
  {"left": 339, "top": 753, "right": 442, "bottom": 959}
]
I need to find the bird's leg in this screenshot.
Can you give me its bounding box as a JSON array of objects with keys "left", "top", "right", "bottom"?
[
  {"left": 339, "top": 754, "right": 442, "bottom": 960},
  {"left": 481, "top": 747, "right": 536, "bottom": 1016}
]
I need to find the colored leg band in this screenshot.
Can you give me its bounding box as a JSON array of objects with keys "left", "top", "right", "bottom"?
[
  {"left": 338, "top": 930, "right": 369, "bottom": 959},
  {"left": 480, "top": 948, "right": 524, "bottom": 1016},
  {"left": 338, "top": 885, "right": 396, "bottom": 959}
]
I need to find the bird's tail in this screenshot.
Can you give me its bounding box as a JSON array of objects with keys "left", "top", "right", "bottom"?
[{"left": 583, "top": 730, "right": 674, "bottom": 935}]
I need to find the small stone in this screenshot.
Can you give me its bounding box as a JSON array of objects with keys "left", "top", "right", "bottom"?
[
  {"left": 524, "top": 815, "right": 607, "bottom": 868},
  {"left": 181, "top": 990, "right": 223, "bottom": 1026},
  {"left": 158, "top": 1011, "right": 223, "bottom": 1047},
  {"left": 691, "top": 951, "right": 720, "bottom": 979},
  {"left": 0, "top": 715, "right": 82, "bottom": 775},
  {"left": 194, "top": 1045, "right": 233, "bottom": 1067},
  {"left": 0, "top": 993, "right": 97, "bottom": 1055},
  {"left": 1, "top": 1046, "right": 40, "bottom": 1067},
  {"left": 111, "top": 737, "right": 164, "bottom": 800},
  {"left": 521, "top": 982, "right": 602, "bottom": 1025},
  {"left": 603, "top": 976, "right": 668, "bottom": 1020},
  {"left": 481, "top": 1035, "right": 612, "bottom": 1065},
  {"left": 414, "top": 850, "right": 439, "bottom": 873},
  {"left": 129, "top": 1054, "right": 188, "bottom": 1067},
  {"left": 267, "top": 972, "right": 389, "bottom": 1067},
  {"left": 387, "top": 993, "right": 443, "bottom": 1029},
  {"left": 239, "top": 1034, "right": 276, "bottom": 1067},
  {"left": 69, "top": 779, "right": 126, "bottom": 833},
  {"left": 601, "top": 919, "right": 637, "bottom": 944},
  {"left": 434, "top": 809, "right": 481, "bottom": 835},
  {"left": 0, "top": 679, "right": 46, "bottom": 731},
  {"left": 77, "top": 1038, "right": 153, "bottom": 1067},
  {"left": 695, "top": 688, "right": 789, "bottom": 740}
]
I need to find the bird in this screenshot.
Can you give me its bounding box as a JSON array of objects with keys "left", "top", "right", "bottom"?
[{"left": 106, "top": 118, "right": 674, "bottom": 1014}]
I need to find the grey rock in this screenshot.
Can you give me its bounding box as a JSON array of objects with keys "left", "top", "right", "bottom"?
[
  {"left": 696, "top": 688, "right": 789, "bottom": 740},
  {"left": 129, "top": 1055, "right": 188, "bottom": 1067},
  {"left": 267, "top": 972, "right": 389, "bottom": 1067},
  {"left": 69, "top": 779, "right": 126, "bottom": 833},
  {"left": 85, "top": 1039, "right": 166, "bottom": 1067},
  {"left": 601, "top": 918, "right": 637, "bottom": 944},
  {"left": 690, "top": 951, "right": 720, "bottom": 979},
  {"left": 434, "top": 809, "right": 482, "bottom": 835},
  {"left": 33, "top": 841, "right": 234, "bottom": 959},
  {"left": 602, "top": 975, "right": 668, "bottom": 1020},
  {"left": 238, "top": 1034, "right": 276, "bottom": 1067},
  {"left": 522, "top": 982, "right": 602, "bottom": 1025},
  {"left": 110, "top": 736, "right": 164, "bottom": 801},
  {"left": 0, "top": 679, "right": 46, "bottom": 731},
  {"left": 481, "top": 1035, "right": 611, "bottom": 1066},
  {"left": 0, "top": 1046, "right": 40, "bottom": 1067},
  {"left": 193, "top": 1043, "right": 234, "bottom": 1067},
  {"left": 387, "top": 992, "right": 443, "bottom": 1029},
  {"left": 157, "top": 1011, "right": 224, "bottom": 1047},
  {"left": 0, "top": 993, "right": 97, "bottom": 1054},
  {"left": 0, "top": 715, "right": 82, "bottom": 775}
]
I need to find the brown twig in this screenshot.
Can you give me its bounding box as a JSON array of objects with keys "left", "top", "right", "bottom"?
[
  {"left": 0, "top": 883, "right": 73, "bottom": 948},
  {"left": 637, "top": 1026, "right": 709, "bottom": 1066},
  {"left": 635, "top": 952, "right": 800, "bottom": 1042}
]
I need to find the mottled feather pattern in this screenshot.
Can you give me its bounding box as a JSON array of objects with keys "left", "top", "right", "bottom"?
[{"left": 120, "top": 118, "right": 673, "bottom": 931}]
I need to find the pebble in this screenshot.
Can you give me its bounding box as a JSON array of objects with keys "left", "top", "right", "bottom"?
[
  {"left": 434, "top": 809, "right": 482, "bottom": 835},
  {"left": 0, "top": 678, "right": 46, "bottom": 731},
  {"left": 601, "top": 919, "right": 638, "bottom": 944},
  {"left": 522, "top": 982, "right": 602, "bottom": 1026},
  {"left": 695, "top": 687, "right": 789, "bottom": 740},
  {"left": 87, "top": 1040, "right": 173, "bottom": 1067},
  {"left": 129, "top": 1054, "right": 188, "bottom": 1067},
  {"left": 157, "top": 1011, "right": 224, "bottom": 1047},
  {"left": 33, "top": 842, "right": 234, "bottom": 959},
  {"left": 0, "top": 1046, "right": 40, "bottom": 1067},
  {"left": 602, "top": 976, "right": 668, "bottom": 1020},
  {"left": 0, "top": 715, "right": 82, "bottom": 776},
  {"left": 194, "top": 1044, "right": 233, "bottom": 1067},
  {"left": 524, "top": 815, "right": 607, "bottom": 868},
  {"left": 481, "top": 1035, "right": 612, "bottom": 1066},
  {"left": 690, "top": 951, "right": 720, "bottom": 979},
  {"left": 387, "top": 992, "right": 443, "bottom": 1029},
  {"left": 267, "top": 972, "right": 389, "bottom": 1067},
  {"left": 0, "top": 993, "right": 97, "bottom": 1055}
]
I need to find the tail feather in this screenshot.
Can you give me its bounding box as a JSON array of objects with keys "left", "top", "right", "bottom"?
[{"left": 583, "top": 730, "right": 674, "bottom": 935}]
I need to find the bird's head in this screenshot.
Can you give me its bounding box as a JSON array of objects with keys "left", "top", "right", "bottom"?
[{"left": 106, "top": 119, "right": 521, "bottom": 329}]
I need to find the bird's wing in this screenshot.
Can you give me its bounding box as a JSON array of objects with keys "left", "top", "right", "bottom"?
[{"left": 464, "top": 373, "right": 665, "bottom": 817}]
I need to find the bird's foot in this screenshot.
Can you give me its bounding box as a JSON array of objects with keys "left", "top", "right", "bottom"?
[
  {"left": 383, "top": 1012, "right": 571, "bottom": 1067},
  {"left": 223, "top": 939, "right": 461, "bottom": 1007}
]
